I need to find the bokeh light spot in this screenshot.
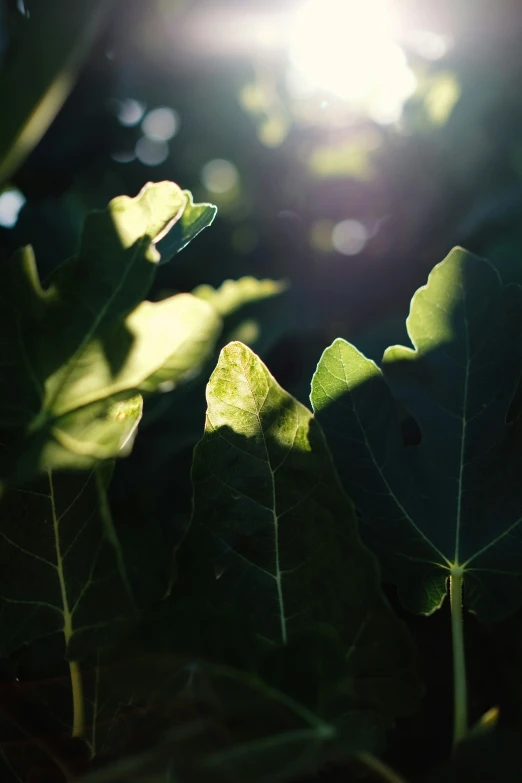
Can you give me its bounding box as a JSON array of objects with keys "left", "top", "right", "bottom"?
[
  {"left": 117, "top": 99, "right": 146, "bottom": 127},
  {"left": 0, "top": 189, "right": 26, "bottom": 228},
  {"left": 240, "top": 83, "right": 266, "bottom": 112},
  {"left": 258, "top": 116, "right": 289, "bottom": 148},
  {"left": 308, "top": 136, "right": 379, "bottom": 180},
  {"left": 201, "top": 159, "right": 239, "bottom": 193},
  {"left": 332, "top": 220, "right": 369, "bottom": 255},
  {"left": 142, "top": 107, "right": 180, "bottom": 142},
  {"left": 424, "top": 73, "right": 461, "bottom": 125},
  {"left": 135, "top": 138, "right": 169, "bottom": 166}
]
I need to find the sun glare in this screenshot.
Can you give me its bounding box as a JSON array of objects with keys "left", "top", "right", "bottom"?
[{"left": 288, "top": 0, "right": 415, "bottom": 122}]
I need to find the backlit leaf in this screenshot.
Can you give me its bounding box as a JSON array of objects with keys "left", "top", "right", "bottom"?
[{"left": 157, "top": 190, "right": 217, "bottom": 262}]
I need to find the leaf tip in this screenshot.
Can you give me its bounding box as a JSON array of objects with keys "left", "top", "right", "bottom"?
[{"left": 220, "top": 340, "right": 253, "bottom": 362}]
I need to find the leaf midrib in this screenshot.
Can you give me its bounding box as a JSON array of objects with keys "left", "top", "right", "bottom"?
[
  {"left": 240, "top": 356, "right": 288, "bottom": 645},
  {"left": 48, "top": 468, "right": 73, "bottom": 644},
  {"left": 454, "top": 280, "right": 470, "bottom": 566}
]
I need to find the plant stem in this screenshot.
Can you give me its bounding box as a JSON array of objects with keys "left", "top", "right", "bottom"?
[
  {"left": 69, "top": 660, "right": 85, "bottom": 738},
  {"left": 358, "top": 752, "right": 409, "bottom": 783},
  {"left": 450, "top": 571, "right": 467, "bottom": 746}
]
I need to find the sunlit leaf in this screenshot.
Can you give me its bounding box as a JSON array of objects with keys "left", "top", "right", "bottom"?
[
  {"left": 0, "top": 182, "right": 221, "bottom": 482},
  {"left": 311, "top": 247, "right": 522, "bottom": 619},
  {"left": 192, "top": 276, "right": 287, "bottom": 317},
  {"left": 128, "top": 277, "right": 289, "bottom": 467},
  {"left": 183, "top": 341, "right": 420, "bottom": 741}
]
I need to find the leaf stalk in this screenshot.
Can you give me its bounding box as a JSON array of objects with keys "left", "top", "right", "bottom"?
[
  {"left": 450, "top": 570, "right": 467, "bottom": 746},
  {"left": 69, "top": 660, "right": 85, "bottom": 738}
]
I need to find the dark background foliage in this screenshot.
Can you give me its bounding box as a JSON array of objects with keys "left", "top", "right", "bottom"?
[{"left": 3, "top": 0, "right": 522, "bottom": 780}]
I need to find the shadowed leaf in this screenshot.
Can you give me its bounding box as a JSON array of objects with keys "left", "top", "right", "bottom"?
[
  {"left": 311, "top": 247, "right": 522, "bottom": 619},
  {"left": 81, "top": 659, "right": 339, "bottom": 783},
  {"left": 182, "top": 341, "right": 420, "bottom": 748},
  {"left": 0, "top": 466, "right": 136, "bottom": 659}
]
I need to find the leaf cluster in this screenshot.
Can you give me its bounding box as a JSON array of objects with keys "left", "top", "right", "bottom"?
[{"left": 2, "top": 191, "right": 522, "bottom": 783}]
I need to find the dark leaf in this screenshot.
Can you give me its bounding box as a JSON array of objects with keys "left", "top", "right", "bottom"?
[
  {"left": 311, "top": 247, "right": 522, "bottom": 619},
  {"left": 0, "top": 466, "right": 137, "bottom": 659}
]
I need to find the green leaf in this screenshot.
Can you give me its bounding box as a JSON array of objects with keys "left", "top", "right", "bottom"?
[
  {"left": 131, "top": 276, "right": 289, "bottom": 467},
  {"left": 157, "top": 190, "right": 217, "bottom": 262},
  {"left": 184, "top": 341, "right": 420, "bottom": 740},
  {"left": 0, "top": 182, "right": 221, "bottom": 482},
  {"left": 11, "top": 393, "right": 145, "bottom": 481},
  {"left": 192, "top": 276, "right": 287, "bottom": 317},
  {"left": 311, "top": 247, "right": 522, "bottom": 620},
  {"left": 0, "top": 466, "right": 136, "bottom": 659},
  {"left": 0, "top": 0, "right": 114, "bottom": 186}
]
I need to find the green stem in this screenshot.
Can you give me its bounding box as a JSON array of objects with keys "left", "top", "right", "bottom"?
[
  {"left": 69, "top": 660, "right": 85, "bottom": 738},
  {"left": 450, "top": 571, "right": 467, "bottom": 746},
  {"left": 358, "top": 752, "right": 409, "bottom": 783}
]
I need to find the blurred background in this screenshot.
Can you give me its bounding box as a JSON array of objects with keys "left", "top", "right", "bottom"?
[
  {"left": 4, "top": 0, "right": 522, "bottom": 388},
  {"left": 3, "top": 0, "right": 522, "bottom": 492},
  {"left": 3, "top": 0, "right": 522, "bottom": 771}
]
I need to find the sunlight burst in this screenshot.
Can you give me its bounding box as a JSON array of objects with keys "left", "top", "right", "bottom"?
[{"left": 288, "top": 0, "right": 416, "bottom": 122}]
